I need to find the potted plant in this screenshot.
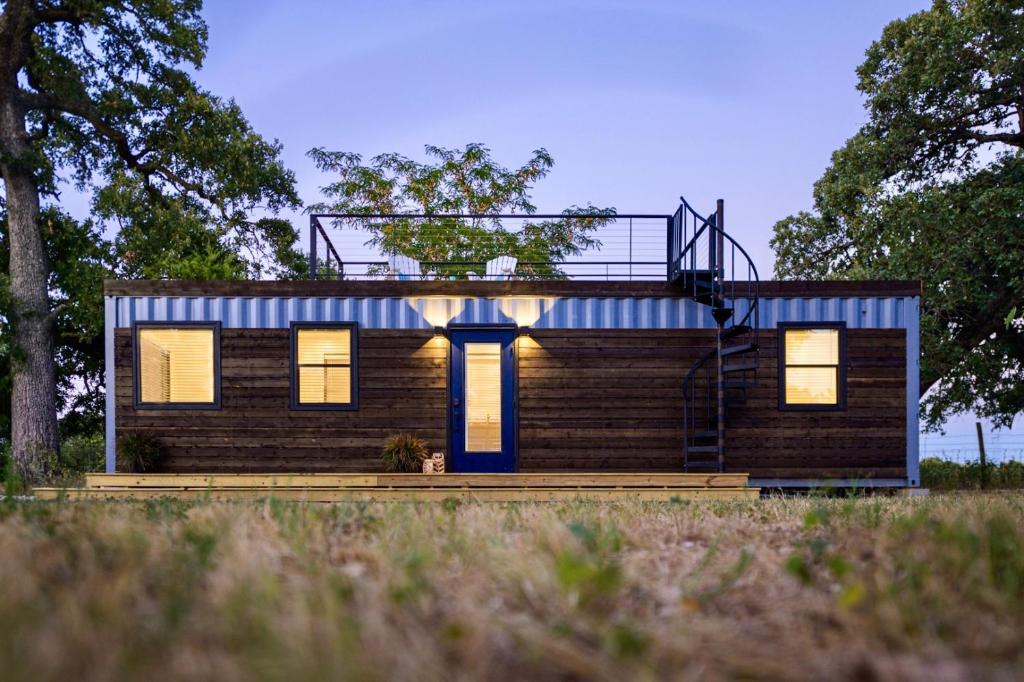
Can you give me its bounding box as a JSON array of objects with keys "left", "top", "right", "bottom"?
[{"left": 381, "top": 433, "right": 429, "bottom": 473}]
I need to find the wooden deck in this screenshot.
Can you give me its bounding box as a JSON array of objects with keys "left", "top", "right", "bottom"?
[{"left": 33, "top": 472, "right": 759, "bottom": 502}]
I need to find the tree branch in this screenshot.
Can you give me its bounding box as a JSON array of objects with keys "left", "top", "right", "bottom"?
[
  {"left": 958, "top": 129, "right": 1024, "bottom": 148},
  {"left": 19, "top": 89, "right": 229, "bottom": 219}
]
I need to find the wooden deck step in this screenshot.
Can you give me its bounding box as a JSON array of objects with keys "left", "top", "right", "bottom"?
[
  {"left": 33, "top": 486, "right": 759, "bottom": 503},
  {"left": 83, "top": 472, "right": 750, "bottom": 490}
]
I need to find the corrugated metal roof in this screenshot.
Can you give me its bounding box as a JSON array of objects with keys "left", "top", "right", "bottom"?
[{"left": 112, "top": 295, "right": 915, "bottom": 329}]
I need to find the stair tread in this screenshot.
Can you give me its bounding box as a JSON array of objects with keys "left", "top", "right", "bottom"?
[
  {"left": 723, "top": 363, "right": 758, "bottom": 374},
  {"left": 692, "top": 430, "right": 718, "bottom": 439},
  {"left": 721, "top": 343, "right": 758, "bottom": 357},
  {"left": 684, "top": 462, "right": 722, "bottom": 472},
  {"left": 686, "top": 445, "right": 720, "bottom": 454},
  {"left": 720, "top": 324, "right": 752, "bottom": 340},
  {"left": 722, "top": 379, "right": 757, "bottom": 389}
]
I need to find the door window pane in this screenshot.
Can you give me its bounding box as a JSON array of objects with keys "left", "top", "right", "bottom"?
[
  {"left": 138, "top": 328, "right": 215, "bottom": 404},
  {"left": 465, "top": 343, "right": 502, "bottom": 451}
]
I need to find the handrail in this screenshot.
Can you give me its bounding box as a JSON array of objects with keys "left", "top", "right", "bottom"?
[{"left": 672, "top": 196, "right": 760, "bottom": 331}]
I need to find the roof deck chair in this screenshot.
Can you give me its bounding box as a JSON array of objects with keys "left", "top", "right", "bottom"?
[
  {"left": 388, "top": 254, "right": 422, "bottom": 281},
  {"left": 486, "top": 256, "right": 518, "bottom": 281}
]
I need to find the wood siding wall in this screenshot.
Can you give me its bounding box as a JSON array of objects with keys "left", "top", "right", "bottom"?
[
  {"left": 519, "top": 329, "right": 906, "bottom": 478},
  {"left": 114, "top": 327, "right": 907, "bottom": 479},
  {"left": 115, "top": 329, "right": 446, "bottom": 472},
  {"left": 725, "top": 329, "right": 907, "bottom": 479},
  {"left": 518, "top": 330, "right": 714, "bottom": 471}
]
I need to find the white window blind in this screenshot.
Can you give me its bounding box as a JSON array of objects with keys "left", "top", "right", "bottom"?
[
  {"left": 465, "top": 343, "right": 502, "bottom": 451},
  {"left": 296, "top": 329, "right": 352, "bottom": 404},
  {"left": 138, "top": 328, "right": 215, "bottom": 404},
  {"left": 784, "top": 328, "right": 839, "bottom": 405}
]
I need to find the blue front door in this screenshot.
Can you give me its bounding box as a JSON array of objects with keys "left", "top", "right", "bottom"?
[{"left": 449, "top": 328, "right": 516, "bottom": 472}]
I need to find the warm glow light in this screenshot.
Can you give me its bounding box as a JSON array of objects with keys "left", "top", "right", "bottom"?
[
  {"left": 498, "top": 297, "right": 552, "bottom": 327},
  {"left": 138, "top": 328, "right": 215, "bottom": 403},
  {"left": 516, "top": 336, "right": 540, "bottom": 351},
  {"left": 784, "top": 328, "right": 839, "bottom": 405},
  {"left": 415, "top": 297, "right": 466, "bottom": 328},
  {"left": 465, "top": 343, "right": 502, "bottom": 452},
  {"left": 296, "top": 328, "right": 352, "bottom": 404}
]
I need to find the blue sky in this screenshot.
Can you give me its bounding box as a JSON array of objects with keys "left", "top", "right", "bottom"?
[{"left": 70, "top": 1, "right": 1024, "bottom": 456}]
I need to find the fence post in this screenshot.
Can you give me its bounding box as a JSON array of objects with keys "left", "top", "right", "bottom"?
[
  {"left": 666, "top": 214, "right": 674, "bottom": 281},
  {"left": 976, "top": 421, "right": 988, "bottom": 489},
  {"left": 309, "top": 216, "right": 318, "bottom": 280},
  {"left": 716, "top": 199, "right": 725, "bottom": 284}
]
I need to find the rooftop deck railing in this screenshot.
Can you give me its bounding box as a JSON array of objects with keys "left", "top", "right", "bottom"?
[{"left": 308, "top": 213, "right": 672, "bottom": 281}]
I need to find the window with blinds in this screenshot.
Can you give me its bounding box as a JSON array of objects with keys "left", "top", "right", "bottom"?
[
  {"left": 293, "top": 326, "right": 356, "bottom": 408},
  {"left": 465, "top": 343, "right": 502, "bottom": 451},
  {"left": 782, "top": 326, "right": 844, "bottom": 407},
  {"left": 137, "top": 327, "right": 217, "bottom": 405}
]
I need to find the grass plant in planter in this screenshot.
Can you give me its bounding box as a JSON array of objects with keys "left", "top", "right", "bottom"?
[
  {"left": 382, "top": 434, "right": 429, "bottom": 473},
  {"left": 116, "top": 434, "right": 164, "bottom": 473}
]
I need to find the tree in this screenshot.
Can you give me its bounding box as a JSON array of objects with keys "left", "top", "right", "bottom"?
[
  {"left": 0, "top": 205, "right": 113, "bottom": 447},
  {"left": 771, "top": 0, "right": 1024, "bottom": 430},
  {"left": 0, "top": 0, "right": 301, "bottom": 482},
  {"left": 308, "top": 144, "right": 614, "bottom": 279}
]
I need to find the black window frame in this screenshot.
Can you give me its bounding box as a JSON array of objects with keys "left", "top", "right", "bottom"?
[
  {"left": 132, "top": 321, "right": 222, "bottom": 410},
  {"left": 290, "top": 322, "right": 359, "bottom": 411},
  {"left": 777, "top": 321, "right": 847, "bottom": 411}
]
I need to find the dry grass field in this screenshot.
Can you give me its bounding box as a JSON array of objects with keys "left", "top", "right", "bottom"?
[{"left": 0, "top": 493, "right": 1021, "bottom": 681}]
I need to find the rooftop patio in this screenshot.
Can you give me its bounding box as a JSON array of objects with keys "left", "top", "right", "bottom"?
[{"left": 308, "top": 212, "right": 673, "bottom": 282}]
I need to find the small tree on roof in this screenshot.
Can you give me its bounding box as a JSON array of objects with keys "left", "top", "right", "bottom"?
[{"left": 308, "top": 143, "right": 615, "bottom": 279}]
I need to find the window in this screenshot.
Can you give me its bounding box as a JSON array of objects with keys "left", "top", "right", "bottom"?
[
  {"left": 134, "top": 324, "right": 220, "bottom": 408},
  {"left": 779, "top": 323, "right": 846, "bottom": 410},
  {"left": 291, "top": 323, "right": 358, "bottom": 409}
]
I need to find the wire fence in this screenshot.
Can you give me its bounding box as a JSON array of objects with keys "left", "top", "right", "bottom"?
[
  {"left": 921, "top": 433, "right": 1024, "bottom": 463},
  {"left": 309, "top": 214, "right": 671, "bottom": 281}
]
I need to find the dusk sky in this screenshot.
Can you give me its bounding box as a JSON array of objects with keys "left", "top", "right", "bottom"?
[
  {"left": 191, "top": 0, "right": 930, "bottom": 275},
  {"left": 62, "top": 0, "right": 1021, "bottom": 453}
]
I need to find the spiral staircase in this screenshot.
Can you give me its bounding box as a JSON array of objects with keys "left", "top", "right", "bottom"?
[{"left": 669, "top": 198, "right": 761, "bottom": 473}]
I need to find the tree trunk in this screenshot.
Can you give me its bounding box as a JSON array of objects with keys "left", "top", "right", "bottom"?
[{"left": 1, "top": 96, "right": 59, "bottom": 484}]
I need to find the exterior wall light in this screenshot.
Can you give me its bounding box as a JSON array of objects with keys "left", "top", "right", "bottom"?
[
  {"left": 433, "top": 326, "right": 448, "bottom": 338},
  {"left": 517, "top": 325, "right": 532, "bottom": 336}
]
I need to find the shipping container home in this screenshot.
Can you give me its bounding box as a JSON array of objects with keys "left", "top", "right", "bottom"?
[{"left": 102, "top": 199, "right": 921, "bottom": 488}]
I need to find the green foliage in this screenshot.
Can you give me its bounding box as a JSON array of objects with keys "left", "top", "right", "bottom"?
[
  {"left": 381, "top": 433, "right": 429, "bottom": 473},
  {"left": 555, "top": 520, "right": 623, "bottom": 610},
  {"left": 98, "top": 173, "right": 304, "bottom": 281},
  {"left": 117, "top": 434, "right": 164, "bottom": 474},
  {"left": 920, "top": 457, "right": 1024, "bottom": 490},
  {"left": 308, "top": 144, "right": 615, "bottom": 278},
  {"left": 56, "top": 433, "right": 106, "bottom": 483},
  {"left": 771, "top": 0, "right": 1024, "bottom": 429}
]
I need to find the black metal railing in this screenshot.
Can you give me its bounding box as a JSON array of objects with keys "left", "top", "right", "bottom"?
[
  {"left": 669, "top": 198, "right": 760, "bottom": 333},
  {"left": 308, "top": 213, "right": 672, "bottom": 281}
]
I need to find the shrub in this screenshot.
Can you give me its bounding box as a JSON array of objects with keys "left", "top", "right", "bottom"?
[
  {"left": 921, "top": 457, "right": 1024, "bottom": 490},
  {"left": 59, "top": 433, "right": 106, "bottom": 479},
  {"left": 117, "top": 434, "right": 164, "bottom": 473},
  {"left": 382, "top": 433, "right": 429, "bottom": 473}
]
